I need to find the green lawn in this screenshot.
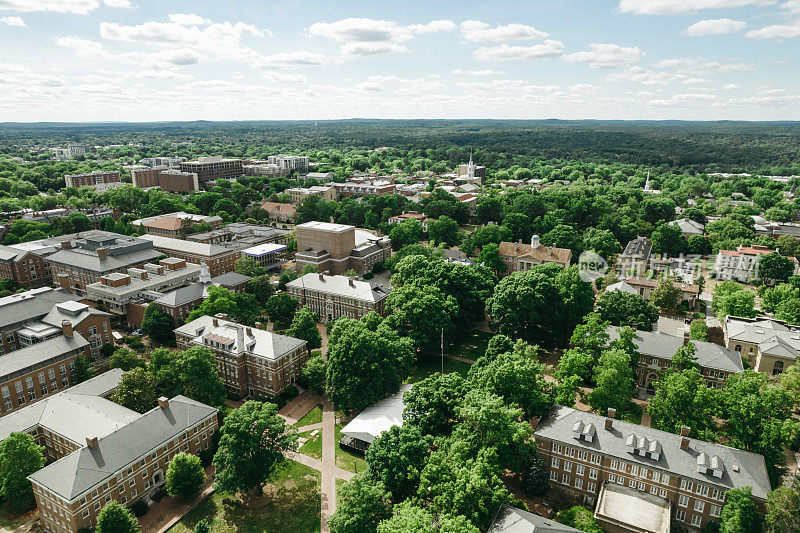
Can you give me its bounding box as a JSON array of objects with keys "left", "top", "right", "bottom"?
[
  {"left": 167, "top": 460, "right": 321, "bottom": 533},
  {"left": 299, "top": 430, "right": 322, "bottom": 460},
  {"left": 294, "top": 405, "right": 323, "bottom": 427},
  {"left": 406, "top": 356, "right": 473, "bottom": 384},
  {"left": 334, "top": 423, "right": 367, "bottom": 474},
  {"left": 448, "top": 329, "right": 493, "bottom": 361}
]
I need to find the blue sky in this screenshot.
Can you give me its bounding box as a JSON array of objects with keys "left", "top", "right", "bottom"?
[{"left": 1, "top": 0, "right": 799, "bottom": 121}]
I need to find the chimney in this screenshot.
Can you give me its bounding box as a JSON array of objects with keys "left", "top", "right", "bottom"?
[
  {"left": 61, "top": 240, "right": 72, "bottom": 250},
  {"left": 62, "top": 320, "right": 73, "bottom": 337},
  {"left": 158, "top": 397, "right": 170, "bottom": 409},
  {"left": 349, "top": 278, "right": 354, "bottom": 287},
  {"left": 680, "top": 425, "right": 690, "bottom": 437},
  {"left": 97, "top": 247, "right": 108, "bottom": 260},
  {"left": 318, "top": 273, "right": 324, "bottom": 281},
  {"left": 680, "top": 426, "right": 691, "bottom": 450},
  {"left": 680, "top": 437, "right": 690, "bottom": 450},
  {"left": 86, "top": 436, "right": 99, "bottom": 448},
  {"left": 246, "top": 327, "right": 253, "bottom": 337},
  {"left": 255, "top": 321, "right": 262, "bottom": 329},
  {"left": 237, "top": 326, "right": 244, "bottom": 351},
  {"left": 605, "top": 408, "right": 616, "bottom": 430}
]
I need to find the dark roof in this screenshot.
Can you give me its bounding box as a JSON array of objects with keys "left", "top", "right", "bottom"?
[
  {"left": 28, "top": 395, "right": 217, "bottom": 500},
  {"left": 0, "top": 333, "right": 89, "bottom": 380},
  {"left": 211, "top": 272, "right": 251, "bottom": 287},
  {"left": 0, "top": 288, "right": 79, "bottom": 329},
  {"left": 535, "top": 405, "right": 771, "bottom": 500}
]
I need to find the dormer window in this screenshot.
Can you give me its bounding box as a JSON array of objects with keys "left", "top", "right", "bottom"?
[{"left": 572, "top": 420, "right": 596, "bottom": 442}]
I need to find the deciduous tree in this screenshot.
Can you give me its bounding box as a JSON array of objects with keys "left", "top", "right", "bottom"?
[
  {"left": 112, "top": 368, "right": 158, "bottom": 413},
  {"left": 0, "top": 432, "right": 44, "bottom": 510},
  {"left": 96, "top": 501, "right": 140, "bottom": 533},
  {"left": 286, "top": 306, "right": 322, "bottom": 349},
  {"left": 166, "top": 452, "right": 206, "bottom": 499},
  {"left": 328, "top": 471, "right": 392, "bottom": 533},
  {"left": 141, "top": 303, "right": 175, "bottom": 343}
]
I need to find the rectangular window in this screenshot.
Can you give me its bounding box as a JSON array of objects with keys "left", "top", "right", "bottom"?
[
  {"left": 576, "top": 465, "right": 585, "bottom": 476},
  {"left": 562, "top": 474, "right": 571, "bottom": 485},
  {"left": 711, "top": 505, "right": 721, "bottom": 517},
  {"left": 563, "top": 461, "right": 572, "bottom": 472},
  {"left": 587, "top": 482, "right": 596, "bottom": 493},
  {"left": 694, "top": 501, "right": 705, "bottom": 512},
  {"left": 679, "top": 495, "right": 689, "bottom": 507},
  {"left": 575, "top": 478, "right": 584, "bottom": 490},
  {"left": 550, "top": 471, "right": 558, "bottom": 481},
  {"left": 551, "top": 457, "right": 559, "bottom": 468},
  {"left": 589, "top": 468, "right": 598, "bottom": 480},
  {"left": 691, "top": 515, "right": 703, "bottom": 527}
]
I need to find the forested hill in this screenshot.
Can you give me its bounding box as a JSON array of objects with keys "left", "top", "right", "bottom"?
[{"left": 2, "top": 119, "right": 800, "bottom": 173}]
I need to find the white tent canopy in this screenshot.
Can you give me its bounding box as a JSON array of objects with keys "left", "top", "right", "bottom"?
[{"left": 340, "top": 384, "right": 412, "bottom": 445}]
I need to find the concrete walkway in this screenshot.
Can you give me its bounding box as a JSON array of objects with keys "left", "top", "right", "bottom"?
[
  {"left": 320, "top": 399, "right": 336, "bottom": 533},
  {"left": 140, "top": 466, "right": 216, "bottom": 533},
  {"left": 278, "top": 390, "right": 323, "bottom": 425},
  {"left": 295, "top": 422, "right": 323, "bottom": 433}
]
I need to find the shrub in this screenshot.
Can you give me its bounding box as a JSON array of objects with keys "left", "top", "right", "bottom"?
[{"left": 130, "top": 500, "right": 149, "bottom": 517}]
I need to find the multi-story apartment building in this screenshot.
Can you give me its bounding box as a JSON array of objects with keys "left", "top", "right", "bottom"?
[
  {"left": 45, "top": 232, "right": 162, "bottom": 297},
  {"left": 286, "top": 273, "right": 392, "bottom": 322},
  {"left": 0, "top": 244, "right": 52, "bottom": 288},
  {"left": 723, "top": 315, "right": 800, "bottom": 375},
  {"left": 332, "top": 178, "right": 396, "bottom": 198},
  {"left": 535, "top": 406, "right": 770, "bottom": 532},
  {"left": 139, "top": 156, "right": 187, "bottom": 168},
  {"left": 175, "top": 314, "right": 308, "bottom": 398},
  {"left": 140, "top": 235, "right": 240, "bottom": 278},
  {"left": 26, "top": 393, "right": 217, "bottom": 533},
  {"left": 294, "top": 222, "right": 391, "bottom": 275},
  {"left": 0, "top": 288, "right": 80, "bottom": 354},
  {"left": 187, "top": 223, "right": 288, "bottom": 248},
  {"left": 287, "top": 185, "right": 338, "bottom": 204},
  {"left": 243, "top": 163, "right": 284, "bottom": 177},
  {"left": 607, "top": 327, "right": 743, "bottom": 397},
  {"left": 85, "top": 258, "right": 201, "bottom": 326},
  {"left": 179, "top": 156, "right": 243, "bottom": 185},
  {"left": 64, "top": 171, "right": 120, "bottom": 189},
  {"left": 0, "top": 323, "right": 91, "bottom": 417},
  {"left": 498, "top": 235, "right": 572, "bottom": 274},
  {"left": 130, "top": 167, "right": 200, "bottom": 193},
  {"left": 268, "top": 155, "right": 309, "bottom": 174}
]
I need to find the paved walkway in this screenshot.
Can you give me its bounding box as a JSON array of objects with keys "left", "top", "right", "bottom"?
[
  {"left": 278, "top": 390, "right": 323, "bottom": 425},
  {"left": 140, "top": 466, "right": 216, "bottom": 533},
  {"left": 320, "top": 399, "right": 336, "bottom": 533},
  {"left": 295, "top": 422, "right": 323, "bottom": 433}
]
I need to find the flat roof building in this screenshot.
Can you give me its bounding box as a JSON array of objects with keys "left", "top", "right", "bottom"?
[
  {"left": 64, "top": 171, "right": 120, "bottom": 189},
  {"left": 295, "top": 222, "right": 391, "bottom": 276},
  {"left": 242, "top": 243, "right": 288, "bottom": 270},
  {"left": 179, "top": 156, "right": 243, "bottom": 184},
  {"left": 140, "top": 234, "right": 240, "bottom": 278}
]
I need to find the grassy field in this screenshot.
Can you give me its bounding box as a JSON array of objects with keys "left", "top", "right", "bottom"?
[
  {"left": 167, "top": 460, "right": 321, "bottom": 533},
  {"left": 449, "top": 329, "right": 493, "bottom": 361},
  {"left": 334, "top": 424, "right": 367, "bottom": 474},
  {"left": 298, "top": 429, "right": 322, "bottom": 460},
  {"left": 295, "top": 405, "right": 323, "bottom": 427},
  {"left": 406, "top": 357, "right": 473, "bottom": 384}
]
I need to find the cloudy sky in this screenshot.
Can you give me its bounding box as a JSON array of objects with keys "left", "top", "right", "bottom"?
[{"left": 1, "top": 0, "right": 800, "bottom": 122}]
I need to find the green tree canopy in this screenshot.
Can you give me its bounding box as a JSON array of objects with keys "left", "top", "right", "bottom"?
[
  {"left": 96, "top": 500, "right": 140, "bottom": 533},
  {"left": 402, "top": 372, "right": 467, "bottom": 437},
  {"left": 596, "top": 290, "right": 659, "bottom": 331},
  {"left": 366, "top": 425, "right": 432, "bottom": 500},
  {"left": 166, "top": 452, "right": 206, "bottom": 499},
  {"left": 376, "top": 500, "right": 480, "bottom": 533},
  {"left": 0, "top": 432, "right": 45, "bottom": 510},
  {"left": 286, "top": 306, "right": 322, "bottom": 350},
  {"left": 112, "top": 367, "right": 158, "bottom": 413},
  {"left": 141, "top": 302, "right": 175, "bottom": 344},
  {"left": 328, "top": 471, "right": 392, "bottom": 533}
]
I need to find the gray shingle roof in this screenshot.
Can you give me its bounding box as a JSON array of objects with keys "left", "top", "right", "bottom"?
[
  {"left": 211, "top": 272, "right": 251, "bottom": 287},
  {"left": 0, "top": 288, "right": 79, "bottom": 330},
  {"left": 286, "top": 273, "right": 391, "bottom": 303},
  {"left": 175, "top": 315, "right": 306, "bottom": 360},
  {"left": 0, "top": 369, "right": 127, "bottom": 442},
  {"left": 41, "top": 302, "right": 110, "bottom": 329},
  {"left": 535, "top": 405, "right": 771, "bottom": 500},
  {"left": 488, "top": 505, "right": 581, "bottom": 533},
  {"left": 607, "top": 327, "right": 744, "bottom": 374},
  {"left": 28, "top": 395, "right": 217, "bottom": 501},
  {"left": 0, "top": 333, "right": 89, "bottom": 380},
  {"left": 724, "top": 316, "right": 800, "bottom": 361},
  {"left": 154, "top": 283, "right": 206, "bottom": 307},
  {"left": 46, "top": 247, "right": 162, "bottom": 274}
]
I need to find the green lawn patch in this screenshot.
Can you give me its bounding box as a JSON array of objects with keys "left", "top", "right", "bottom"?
[
  {"left": 448, "top": 329, "right": 493, "bottom": 361},
  {"left": 299, "top": 430, "right": 322, "bottom": 460},
  {"left": 406, "top": 356, "right": 473, "bottom": 384},
  {"left": 295, "top": 405, "right": 323, "bottom": 427},
  {"left": 334, "top": 423, "right": 367, "bottom": 474},
  {"left": 167, "top": 459, "right": 320, "bottom": 533}
]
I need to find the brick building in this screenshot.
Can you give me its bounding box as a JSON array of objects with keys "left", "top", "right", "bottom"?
[
  {"left": 175, "top": 314, "right": 308, "bottom": 398},
  {"left": 498, "top": 235, "right": 572, "bottom": 274},
  {"left": 607, "top": 328, "right": 743, "bottom": 398},
  {"left": 45, "top": 232, "right": 162, "bottom": 297},
  {"left": 287, "top": 185, "right": 337, "bottom": 204},
  {"left": 26, "top": 392, "right": 217, "bottom": 533},
  {"left": 179, "top": 156, "right": 243, "bottom": 185},
  {"left": 140, "top": 235, "right": 240, "bottom": 277},
  {"left": 534, "top": 406, "right": 770, "bottom": 532},
  {"left": 332, "top": 178, "right": 395, "bottom": 198},
  {"left": 0, "top": 244, "right": 51, "bottom": 288},
  {"left": 286, "top": 273, "right": 391, "bottom": 321},
  {"left": 0, "top": 325, "right": 91, "bottom": 417},
  {"left": 130, "top": 167, "right": 199, "bottom": 193},
  {"left": 149, "top": 271, "right": 250, "bottom": 326},
  {"left": 723, "top": 316, "right": 800, "bottom": 376},
  {"left": 64, "top": 171, "right": 120, "bottom": 189},
  {"left": 294, "top": 222, "right": 391, "bottom": 275},
  {"left": 259, "top": 202, "right": 296, "bottom": 224},
  {"left": 0, "top": 288, "right": 80, "bottom": 355}
]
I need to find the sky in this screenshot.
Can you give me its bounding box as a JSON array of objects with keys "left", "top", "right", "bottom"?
[{"left": 1, "top": 0, "right": 800, "bottom": 122}]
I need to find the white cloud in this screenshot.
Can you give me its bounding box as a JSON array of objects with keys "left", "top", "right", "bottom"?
[
  {"left": 746, "top": 19, "right": 800, "bottom": 38},
  {"left": 652, "top": 57, "right": 755, "bottom": 73},
  {"left": 54, "top": 35, "right": 106, "bottom": 57},
  {"left": 55, "top": 35, "right": 205, "bottom": 66},
  {"left": 563, "top": 43, "right": 645, "bottom": 69},
  {"left": 607, "top": 66, "right": 676, "bottom": 86},
  {"left": 168, "top": 13, "right": 211, "bottom": 26},
  {"left": 450, "top": 68, "right": 505, "bottom": 76},
  {"left": 407, "top": 20, "right": 456, "bottom": 33},
  {"left": 264, "top": 72, "right": 306, "bottom": 83},
  {"left": 473, "top": 41, "right": 564, "bottom": 61},
  {"left": 619, "top": 0, "right": 775, "bottom": 15},
  {"left": 459, "top": 20, "right": 548, "bottom": 42},
  {"left": 308, "top": 17, "right": 450, "bottom": 56},
  {"left": 571, "top": 83, "right": 602, "bottom": 93},
  {"left": 685, "top": 18, "right": 747, "bottom": 35},
  {"left": 722, "top": 83, "right": 740, "bottom": 89},
  {"left": 0, "top": 15, "right": 25, "bottom": 26},
  {"left": 257, "top": 51, "right": 327, "bottom": 69},
  {"left": 139, "top": 69, "right": 193, "bottom": 80},
  {"left": 0, "top": 0, "right": 128, "bottom": 13}
]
